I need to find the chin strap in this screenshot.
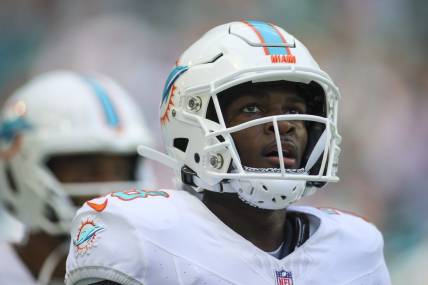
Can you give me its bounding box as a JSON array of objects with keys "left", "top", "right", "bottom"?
[
  {"left": 304, "top": 129, "right": 327, "bottom": 172},
  {"left": 181, "top": 166, "right": 234, "bottom": 193}
]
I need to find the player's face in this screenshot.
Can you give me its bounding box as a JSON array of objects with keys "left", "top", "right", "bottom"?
[
  {"left": 48, "top": 153, "right": 137, "bottom": 182},
  {"left": 222, "top": 83, "right": 308, "bottom": 169},
  {"left": 47, "top": 153, "right": 137, "bottom": 205}
]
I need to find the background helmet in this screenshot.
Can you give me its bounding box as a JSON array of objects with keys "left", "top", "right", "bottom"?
[
  {"left": 0, "top": 70, "right": 154, "bottom": 235},
  {"left": 157, "top": 20, "right": 342, "bottom": 209}
]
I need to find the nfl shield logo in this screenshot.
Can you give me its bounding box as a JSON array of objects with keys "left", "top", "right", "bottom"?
[{"left": 275, "top": 270, "right": 293, "bottom": 285}]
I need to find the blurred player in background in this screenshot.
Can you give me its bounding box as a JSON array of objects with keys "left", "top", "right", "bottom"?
[
  {"left": 66, "top": 21, "right": 391, "bottom": 284},
  {"left": 0, "top": 71, "right": 155, "bottom": 285}
]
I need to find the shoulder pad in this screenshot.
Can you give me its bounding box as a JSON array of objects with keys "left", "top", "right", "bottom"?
[
  {"left": 290, "top": 206, "right": 387, "bottom": 283},
  {"left": 66, "top": 189, "right": 179, "bottom": 285}
]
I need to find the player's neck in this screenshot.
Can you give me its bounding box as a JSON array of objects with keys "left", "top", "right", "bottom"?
[
  {"left": 202, "top": 191, "right": 287, "bottom": 252},
  {"left": 13, "top": 232, "right": 67, "bottom": 280}
]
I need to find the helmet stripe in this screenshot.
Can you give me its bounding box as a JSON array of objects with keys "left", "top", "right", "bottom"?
[
  {"left": 83, "top": 77, "right": 120, "bottom": 128},
  {"left": 160, "top": 65, "right": 189, "bottom": 124},
  {"left": 161, "top": 65, "right": 189, "bottom": 106},
  {"left": 0, "top": 117, "right": 31, "bottom": 142},
  {"left": 242, "top": 20, "right": 289, "bottom": 55},
  {"left": 241, "top": 20, "right": 270, "bottom": 55},
  {"left": 270, "top": 23, "right": 293, "bottom": 55}
]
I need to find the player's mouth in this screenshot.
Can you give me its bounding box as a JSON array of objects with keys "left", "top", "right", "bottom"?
[{"left": 262, "top": 141, "right": 298, "bottom": 169}]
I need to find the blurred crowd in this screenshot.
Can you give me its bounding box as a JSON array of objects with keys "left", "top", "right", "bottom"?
[{"left": 1, "top": 0, "right": 427, "bottom": 283}]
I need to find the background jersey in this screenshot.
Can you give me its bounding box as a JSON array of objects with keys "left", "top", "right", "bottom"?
[
  {"left": 66, "top": 189, "right": 390, "bottom": 285},
  {"left": 0, "top": 206, "right": 36, "bottom": 285},
  {"left": 0, "top": 242, "right": 36, "bottom": 285}
]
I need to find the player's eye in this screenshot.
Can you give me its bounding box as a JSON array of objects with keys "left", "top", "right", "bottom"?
[
  {"left": 242, "top": 104, "right": 262, "bottom": 113},
  {"left": 286, "top": 109, "right": 301, "bottom": 115},
  {"left": 285, "top": 105, "right": 306, "bottom": 115}
]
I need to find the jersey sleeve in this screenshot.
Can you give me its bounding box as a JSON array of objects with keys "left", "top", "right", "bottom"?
[
  {"left": 344, "top": 259, "right": 391, "bottom": 285},
  {"left": 349, "top": 223, "right": 391, "bottom": 285},
  {"left": 305, "top": 207, "right": 392, "bottom": 284},
  {"left": 65, "top": 196, "right": 147, "bottom": 285},
  {"left": 329, "top": 209, "right": 391, "bottom": 284}
]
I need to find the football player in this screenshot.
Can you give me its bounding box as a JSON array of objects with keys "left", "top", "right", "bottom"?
[
  {"left": 66, "top": 20, "right": 391, "bottom": 285},
  {"left": 0, "top": 71, "right": 154, "bottom": 285}
]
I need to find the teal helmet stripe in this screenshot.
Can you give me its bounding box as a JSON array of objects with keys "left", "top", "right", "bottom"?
[
  {"left": 83, "top": 77, "right": 120, "bottom": 128},
  {"left": 161, "top": 65, "right": 189, "bottom": 106},
  {"left": 0, "top": 117, "right": 32, "bottom": 142},
  {"left": 245, "top": 20, "right": 288, "bottom": 55}
]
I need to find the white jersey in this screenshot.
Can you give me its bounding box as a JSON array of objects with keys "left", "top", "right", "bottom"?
[
  {"left": 0, "top": 206, "right": 36, "bottom": 285},
  {"left": 66, "top": 189, "right": 390, "bottom": 285},
  {"left": 0, "top": 242, "right": 36, "bottom": 285},
  {"left": 0, "top": 206, "right": 26, "bottom": 243}
]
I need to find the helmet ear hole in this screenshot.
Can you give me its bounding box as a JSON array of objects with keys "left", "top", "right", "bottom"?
[
  {"left": 173, "top": 138, "right": 189, "bottom": 152},
  {"left": 194, "top": 153, "right": 200, "bottom": 163},
  {"left": 205, "top": 98, "right": 219, "bottom": 123}
]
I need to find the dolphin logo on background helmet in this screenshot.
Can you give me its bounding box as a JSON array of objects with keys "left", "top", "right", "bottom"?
[
  {"left": 140, "top": 20, "right": 341, "bottom": 209},
  {"left": 0, "top": 70, "right": 155, "bottom": 235}
]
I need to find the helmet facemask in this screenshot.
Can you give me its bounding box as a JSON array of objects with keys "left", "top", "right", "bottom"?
[
  {"left": 184, "top": 80, "right": 334, "bottom": 209},
  {"left": 142, "top": 67, "right": 341, "bottom": 210}
]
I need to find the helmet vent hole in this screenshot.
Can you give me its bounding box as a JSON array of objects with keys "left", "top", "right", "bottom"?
[
  {"left": 4, "top": 202, "right": 16, "bottom": 216},
  {"left": 5, "top": 166, "right": 18, "bottom": 193},
  {"left": 194, "top": 153, "right": 200, "bottom": 163},
  {"left": 292, "top": 186, "right": 297, "bottom": 192},
  {"left": 44, "top": 203, "right": 60, "bottom": 223},
  {"left": 262, "top": 184, "right": 268, "bottom": 191},
  {"left": 249, "top": 187, "right": 254, "bottom": 195},
  {"left": 257, "top": 201, "right": 264, "bottom": 204},
  {"left": 281, "top": 195, "right": 287, "bottom": 200},
  {"left": 206, "top": 52, "right": 223, "bottom": 63},
  {"left": 173, "top": 138, "right": 189, "bottom": 152},
  {"left": 272, "top": 198, "right": 276, "bottom": 203},
  {"left": 205, "top": 98, "right": 219, "bottom": 123},
  {"left": 216, "top": 135, "right": 225, "bottom": 142}
]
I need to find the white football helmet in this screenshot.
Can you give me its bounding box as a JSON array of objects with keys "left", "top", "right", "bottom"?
[
  {"left": 0, "top": 70, "right": 154, "bottom": 235},
  {"left": 139, "top": 20, "right": 341, "bottom": 209}
]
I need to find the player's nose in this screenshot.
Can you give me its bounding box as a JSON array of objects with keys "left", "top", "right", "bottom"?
[{"left": 265, "top": 119, "right": 295, "bottom": 135}]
